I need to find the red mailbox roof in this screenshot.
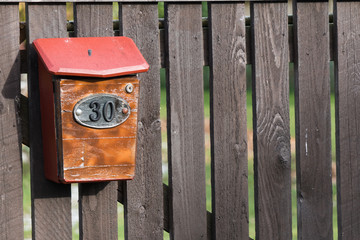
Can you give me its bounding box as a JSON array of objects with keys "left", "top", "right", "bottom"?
[{"left": 33, "top": 37, "right": 149, "bottom": 78}]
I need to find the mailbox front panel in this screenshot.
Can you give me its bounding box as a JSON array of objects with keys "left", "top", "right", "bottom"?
[{"left": 56, "top": 76, "right": 139, "bottom": 183}]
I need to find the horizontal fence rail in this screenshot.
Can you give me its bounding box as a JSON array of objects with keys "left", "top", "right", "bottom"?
[
  {"left": 18, "top": 15, "right": 336, "bottom": 74},
  {"left": 1, "top": 1, "right": 360, "bottom": 240}
]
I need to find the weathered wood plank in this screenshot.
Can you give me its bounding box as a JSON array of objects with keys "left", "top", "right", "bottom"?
[
  {"left": 78, "top": 182, "right": 117, "bottom": 239},
  {"left": 165, "top": 3, "right": 207, "bottom": 239},
  {"left": 0, "top": 4, "right": 23, "bottom": 240},
  {"left": 294, "top": 1, "right": 333, "bottom": 239},
  {"left": 334, "top": 1, "right": 360, "bottom": 239},
  {"left": 120, "top": 182, "right": 216, "bottom": 239},
  {"left": 74, "top": 3, "right": 113, "bottom": 37},
  {"left": 209, "top": 3, "right": 248, "bottom": 240},
  {"left": 120, "top": 3, "right": 164, "bottom": 240},
  {"left": 251, "top": 2, "right": 292, "bottom": 239},
  {"left": 26, "top": 3, "right": 72, "bottom": 239},
  {"left": 73, "top": 3, "right": 118, "bottom": 240}
]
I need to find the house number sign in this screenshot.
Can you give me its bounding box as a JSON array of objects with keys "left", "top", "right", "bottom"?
[{"left": 73, "top": 94, "right": 131, "bottom": 129}]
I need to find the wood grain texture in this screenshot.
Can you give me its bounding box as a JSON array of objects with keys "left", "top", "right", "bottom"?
[
  {"left": 120, "top": 3, "right": 164, "bottom": 239},
  {"left": 165, "top": 3, "right": 207, "bottom": 239},
  {"left": 334, "top": 1, "right": 360, "bottom": 239},
  {"left": 294, "top": 1, "right": 333, "bottom": 239},
  {"left": 119, "top": 182, "right": 216, "bottom": 239},
  {"left": 209, "top": 3, "right": 248, "bottom": 240},
  {"left": 74, "top": 3, "right": 113, "bottom": 37},
  {"left": 78, "top": 182, "right": 118, "bottom": 239},
  {"left": 59, "top": 78, "right": 139, "bottom": 182},
  {"left": 0, "top": 4, "right": 23, "bottom": 240},
  {"left": 251, "top": 2, "right": 292, "bottom": 240},
  {"left": 73, "top": 3, "right": 118, "bottom": 239},
  {"left": 26, "top": 3, "right": 72, "bottom": 239}
]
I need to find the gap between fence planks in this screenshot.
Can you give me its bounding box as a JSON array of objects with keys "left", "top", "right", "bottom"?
[
  {"left": 294, "top": 1, "right": 333, "bottom": 239},
  {"left": 334, "top": 1, "right": 360, "bottom": 239},
  {"left": 26, "top": 3, "right": 72, "bottom": 239},
  {"left": 0, "top": 4, "right": 23, "bottom": 240},
  {"left": 73, "top": 3, "right": 118, "bottom": 240},
  {"left": 251, "top": 2, "right": 292, "bottom": 239}
]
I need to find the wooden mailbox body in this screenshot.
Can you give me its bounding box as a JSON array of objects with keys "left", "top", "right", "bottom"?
[{"left": 34, "top": 37, "right": 149, "bottom": 183}]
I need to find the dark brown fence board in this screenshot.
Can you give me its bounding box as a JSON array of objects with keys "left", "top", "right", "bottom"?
[
  {"left": 165, "top": 3, "right": 207, "bottom": 239},
  {"left": 251, "top": 2, "right": 292, "bottom": 239},
  {"left": 73, "top": 3, "right": 118, "bottom": 239},
  {"left": 209, "top": 3, "right": 248, "bottom": 240},
  {"left": 120, "top": 3, "right": 164, "bottom": 239},
  {"left": 0, "top": 4, "right": 23, "bottom": 240},
  {"left": 78, "top": 182, "right": 118, "bottom": 239},
  {"left": 294, "top": 1, "right": 333, "bottom": 239},
  {"left": 74, "top": 3, "right": 113, "bottom": 37},
  {"left": 26, "top": 3, "right": 72, "bottom": 239},
  {"left": 334, "top": 1, "right": 360, "bottom": 239}
]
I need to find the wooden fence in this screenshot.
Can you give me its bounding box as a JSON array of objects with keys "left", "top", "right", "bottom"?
[{"left": 0, "top": 0, "right": 359, "bottom": 239}]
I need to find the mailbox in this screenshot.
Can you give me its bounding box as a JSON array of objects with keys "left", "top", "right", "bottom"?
[{"left": 33, "top": 37, "right": 149, "bottom": 183}]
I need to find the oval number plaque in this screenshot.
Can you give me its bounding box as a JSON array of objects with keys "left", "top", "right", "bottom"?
[{"left": 73, "top": 94, "right": 131, "bottom": 129}]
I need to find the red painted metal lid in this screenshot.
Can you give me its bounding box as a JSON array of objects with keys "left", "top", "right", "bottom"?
[{"left": 33, "top": 37, "right": 149, "bottom": 78}]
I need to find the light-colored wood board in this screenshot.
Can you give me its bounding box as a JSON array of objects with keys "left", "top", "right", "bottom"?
[
  {"left": 120, "top": 3, "right": 164, "bottom": 240},
  {"left": 73, "top": 3, "right": 118, "bottom": 239},
  {"left": 334, "top": 1, "right": 360, "bottom": 239},
  {"left": 209, "top": 3, "right": 248, "bottom": 240},
  {"left": 0, "top": 4, "right": 23, "bottom": 240},
  {"left": 251, "top": 2, "right": 292, "bottom": 239},
  {"left": 294, "top": 1, "right": 333, "bottom": 239},
  {"left": 26, "top": 3, "right": 72, "bottom": 239},
  {"left": 165, "top": 3, "right": 207, "bottom": 239}
]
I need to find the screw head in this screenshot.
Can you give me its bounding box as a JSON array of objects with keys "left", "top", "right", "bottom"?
[
  {"left": 122, "top": 108, "right": 129, "bottom": 114},
  {"left": 75, "top": 109, "right": 82, "bottom": 116},
  {"left": 125, "top": 83, "right": 134, "bottom": 93}
]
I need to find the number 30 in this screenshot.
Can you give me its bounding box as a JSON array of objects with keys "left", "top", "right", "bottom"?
[{"left": 89, "top": 101, "right": 115, "bottom": 122}]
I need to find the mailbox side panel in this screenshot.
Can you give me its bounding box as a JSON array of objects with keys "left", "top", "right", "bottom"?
[
  {"left": 38, "top": 61, "right": 60, "bottom": 183},
  {"left": 59, "top": 77, "right": 139, "bottom": 183}
]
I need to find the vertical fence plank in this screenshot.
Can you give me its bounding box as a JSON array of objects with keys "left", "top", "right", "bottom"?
[
  {"left": 165, "top": 3, "right": 207, "bottom": 239},
  {"left": 0, "top": 4, "right": 23, "bottom": 239},
  {"left": 78, "top": 182, "right": 117, "bottom": 240},
  {"left": 74, "top": 3, "right": 113, "bottom": 37},
  {"left": 26, "top": 3, "right": 72, "bottom": 239},
  {"left": 334, "top": 1, "right": 360, "bottom": 239},
  {"left": 120, "top": 3, "right": 163, "bottom": 240},
  {"left": 209, "top": 3, "right": 248, "bottom": 240},
  {"left": 251, "top": 2, "right": 291, "bottom": 239},
  {"left": 73, "top": 3, "right": 118, "bottom": 240},
  {"left": 294, "top": 1, "right": 333, "bottom": 239}
]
